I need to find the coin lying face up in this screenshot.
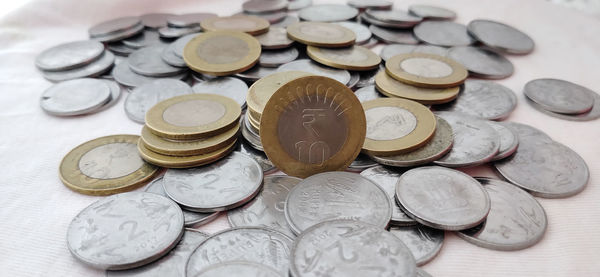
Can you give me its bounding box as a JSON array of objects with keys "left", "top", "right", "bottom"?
[
  {"left": 386, "top": 53, "right": 468, "bottom": 88},
  {"left": 375, "top": 71, "right": 460, "bottom": 104},
  {"left": 298, "top": 4, "right": 359, "bottom": 22},
  {"left": 524, "top": 78, "right": 595, "bottom": 115},
  {"left": 409, "top": 4, "right": 456, "bottom": 20},
  {"left": 467, "top": 19, "right": 535, "bottom": 54},
  {"left": 413, "top": 21, "right": 475, "bottom": 47},
  {"left": 447, "top": 46, "right": 514, "bottom": 79},
  {"left": 306, "top": 45, "right": 381, "bottom": 71},
  {"left": 59, "top": 135, "right": 159, "bottom": 195},
  {"left": 200, "top": 15, "right": 270, "bottom": 35},
  {"left": 286, "top": 22, "right": 356, "bottom": 48},
  {"left": 40, "top": 78, "right": 111, "bottom": 116},
  {"left": 67, "top": 192, "right": 184, "bottom": 270},
  {"left": 36, "top": 40, "right": 105, "bottom": 71},
  {"left": 124, "top": 79, "right": 192, "bottom": 124}
]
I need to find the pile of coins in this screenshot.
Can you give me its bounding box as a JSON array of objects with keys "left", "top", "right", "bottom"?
[{"left": 33, "top": 0, "right": 600, "bottom": 276}]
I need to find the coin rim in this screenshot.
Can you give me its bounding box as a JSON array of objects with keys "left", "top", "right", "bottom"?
[
  {"left": 385, "top": 53, "right": 468, "bottom": 88},
  {"left": 375, "top": 70, "right": 460, "bottom": 104},
  {"left": 137, "top": 138, "right": 237, "bottom": 168},
  {"left": 286, "top": 22, "right": 356, "bottom": 48},
  {"left": 306, "top": 45, "right": 381, "bottom": 71},
  {"left": 141, "top": 123, "right": 240, "bottom": 156}
]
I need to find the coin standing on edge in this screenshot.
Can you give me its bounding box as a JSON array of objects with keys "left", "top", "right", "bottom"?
[
  {"left": 287, "top": 22, "right": 356, "bottom": 48},
  {"left": 386, "top": 53, "right": 468, "bottom": 89}
]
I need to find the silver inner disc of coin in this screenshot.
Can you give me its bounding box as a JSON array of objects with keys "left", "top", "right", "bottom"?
[
  {"left": 365, "top": 106, "right": 417, "bottom": 140},
  {"left": 163, "top": 99, "right": 227, "bottom": 127},
  {"left": 400, "top": 57, "right": 453, "bottom": 78},
  {"left": 79, "top": 142, "right": 144, "bottom": 179}
]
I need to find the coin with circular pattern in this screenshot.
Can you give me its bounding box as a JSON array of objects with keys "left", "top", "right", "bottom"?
[
  {"left": 386, "top": 53, "right": 468, "bottom": 89},
  {"left": 200, "top": 15, "right": 269, "bottom": 35},
  {"left": 306, "top": 45, "right": 381, "bottom": 71},
  {"left": 375, "top": 71, "right": 460, "bottom": 104},
  {"left": 287, "top": 22, "right": 356, "bottom": 48}
]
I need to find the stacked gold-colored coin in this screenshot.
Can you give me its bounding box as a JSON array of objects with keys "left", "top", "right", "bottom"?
[{"left": 137, "top": 94, "right": 242, "bottom": 168}]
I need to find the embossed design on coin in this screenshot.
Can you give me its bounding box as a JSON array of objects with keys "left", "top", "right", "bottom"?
[
  {"left": 414, "top": 21, "right": 474, "bottom": 47},
  {"left": 389, "top": 225, "right": 444, "bottom": 265},
  {"left": 36, "top": 40, "right": 105, "bottom": 71}
]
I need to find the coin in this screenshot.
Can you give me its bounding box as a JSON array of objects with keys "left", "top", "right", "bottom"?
[
  {"left": 369, "top": 24, "right": 419, "bottom": 44},
  {"left": 447, "top": 46, "right": 514, "bottom": 79},
  {"left": 370, "top": 115, "right": 454, "bottom": 167},
  {"left": 348, "top": 0, "right": 393, "bottom": 10},
  {"left": 60, "top": 135, "right": 159, "bottom": 195},
  {"left": 487, "top": 121, "right": 519, "bottom": 161},
  {"left": 185, "top": 227, "right": 293, "bottom": 276},
  {"left": 347, "top": 153, "right": 378, "bottom": 171},
  {"left": 36, "top": 40, "right": 105, "bottom": 71},
  {"left": 290, "top": 220, "right": 416, "bottom": 277},
  {"left": 396, "top": 166, "right": 491, "bottom": 230},
  {"left": 526, "top": 93, "right": 600, "bottom": 121},
  {"left": 359, "top": 37, "right": 379, "bottom": 48},
  {"left": 247, "top": 70, "right": 308, "bottom": 121},
  {"left": 144, "top": 177, "right": 220, "bottom": 227},
  {"left": 167, "top": 13, "right": 217, "bottom": 28},
  {"left": 89, "top": 16, "right": 141, "bottom": 37},
  {"left": 241, "top": 113, "right": 264, "bottom": 151},
  {"left": 365, "top": 9, "right": 423, "bottom": 28},
  {"left": 140, "top": 123, "right": 239, "bottom": 156},
  {"left": 417, "top": 268, "right": 434, "bottom": 277},
  {"left": 128, "top": 46, "right": 186, "bottom": 77},
  {"left": 106, "top": 228, "right": 209, "bottom": 277},
  {"left": 41, "top": 51, "right": 115, "bottom": 82},
  {"left": 414, "top": 21, "right": 475, "bottom": 47},
  {"left": 354, "top": 85, "right": 383, "bottom": 102},
  {"left": 468, "top": 19, "right": 535, "bottom": 54},
  {"left": 194, "top": 261, "right": 280, "bottom": 277},
  {"left": 360, "top": 165, "right": 417, "bottom": 225},
  {"left": 255, "top": 27, "right": 294, "bottom": 49},
  {"left": 162, "top": 152, "right": 263, "bottom": 212},
  {"left": 138, "top": 13, "right": 172, "bottom": 29},
  {"left": 107, "top": 42, "right": 136, "bottom": 56},
  {"left": 193, "top": 77, "right": 248, "bottom": 108},
  {"left": 277, "top": 59, "right": 351, "bottom": 85},
  {"left": 260, "top": 75, "right": 366, "bottom": 178},
  {"left": 183, "top": 31, "right": 261, "bottom": 76},
  {"left": 287, "top": 22, "right": 356, "bottom": 48},
  {"left": 298, "top": 4, "right": 359, "bottom": 22},
  {"left": 200, "top": 15, "right": 270, "bottom": 35},
  {"left": 122, "top": 30, "right": 164, "bottom": 49},
  {"left": 243, "top": 0, "right": 288, "bottom": 13},
  {"left": 228, "top": 175, "right": 301, "bottom": 237},
  {"left": 435, "top": 80, "right": 517, "bottom": 120},
  {"left": 288, "top": 0, "right": 312, "bottom": 10},
  {"left": 348, "top": 71, "right": 360, "bottom": 89},
  {"left": 172, "top": 33, "right": 200, "bottom": 58},
  {"left": 137, "top": 139, "right": 237, "bottom": 168},
  {"left": 67, "top": 192, "right": 184, "bottom": 269},
  {"left": 333, "top": 21, "right": 372, "bottom": 44},
  {"left": 385, "top": 53, "right": 468, "bottom": 89},
  {"left": 40, "top": 78, "right": 111, "bottom": 116},
  {"left": 92, "top": 23, "right": 144, "bottom": 43},
  {"left": 380, "top": 44, "right": 449, "bottom": 61},
  {"left": 356, "top": 66, "right": 382, "bottom": 88},
  {"left": 307, "top": 45, "right": 381, "bottom": 71},
  {"left": 434, "top": 111, "right": 500, "bottom": 167},
  {"left": 112, "top": 59, "right": 188, "bottom": 88},
  {"left": 234, "top": 64, "right": 277, "bottom": 82},
  {"left": 375, "top": 71, "right": 460, "bottom": 104},
  {"left": 95, "top": 79, "right": 122, "bottom": 112},
  {"left": 362, "top": 98, "right": 436, "bottom": 155},
  {"left": 259, "top": 47, "right": 299, "bottom": 68},
  {"left": 124, "top": 79, "right": 192, "bottom": 124},
  {"left": 161, "top": 42, "right": 187, "bottom": 68},
  {"left": 158, "top": 25, "right": 202, "bottom": 39},
  {"left": 389, "top": 225, "right": 444, "bottom": 265},
  {"left": 524, "top": 78, "right": 595, "bottom": 114},
  {"left": 270, "top": 15, "right": 299, "bottom": 28},
  {"left": 409, "top": 4, "right": 456, "bottom": 20},
  {"left": 145, "top": 94, "right": 241, "bottom": 140},
  {"left": 285, "top": 172, "right": 392, "bottom": 234},
  {"left": 501, "top": 121, "right": 552, "bottom": 143},
  {"left": 494, "top": 140, "right": 589, "bottom": 198},
  {"left": 237, "top": 139, "right": 277, "bottom": 173}
]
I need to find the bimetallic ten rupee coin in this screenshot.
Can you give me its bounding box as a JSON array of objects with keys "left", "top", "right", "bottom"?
[
  {"left": 306, "top": 45, "right": 381, "bottom": 71},
  {"left": 138, "top": 139, "right": 237, "bottom": 168},
  {"left": 375, "top": 71, "right": 459, "bottom": 104},
  {"left": 287, "top": 22, "right": 356, "bottom": 48},
  {"left": 447, "top": 46, "right": 514, "bottom": 79},
  {"left": 36, "top": 40, "right": 105, "bottom": 71},
  {"left": 385, "top": 53, "right": 468, "bottom": 89}
]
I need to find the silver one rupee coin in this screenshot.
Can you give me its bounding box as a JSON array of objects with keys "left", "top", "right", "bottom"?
[
  {"left": 487, "top": 121, "right": 519, "bottom": 161},
  {"left": 447, "top": 46, "right": 514, "bottom": 79},
  {"left": 40, "top": 78, "right": 111, "bottom": 116},
  {"left": 389, "top": 225, "right": 444, "bottom": 265},
  {"left": 192, "top": 77, "right": 248, "bottom": 109},
  {"left": 124, "top": 79, "right": 192, "bottom": 123},
  {"left": 435, "top": 80, "right": 517, "bottom": 120},
  {"left": 524, "top": 78, "right": 595, "bottom": 115}
]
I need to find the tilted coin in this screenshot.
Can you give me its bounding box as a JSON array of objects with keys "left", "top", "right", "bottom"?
[
  {"left": 380, "top": 44, "right": 449, "bottom": 61},
  {"left": 285, "top": 172, "right": 392, "bottom": 234},
  {"left": 369, "top": 24, "right": 419, "bottom": 45},
  {"left": 91, "top": 22, "right": 144, "bottom": 43},
  {"left": 277, "top": 59, "right": 351, "bottom": 85},
  {"left": 468, "top": 19, "right": 535, "bottom": 54},
  {"left": 194, "top": 261, "right": 280, "bottom": 277},
  {"left": 526, "top": 92, "right": 600, "bottom": 121},
  {"left": 347, "top": 153, "right": 378, "bottom": 172},
  {"left": 434, "top": 111, "right": 500, "bottom": 167},
  {"left": 228, "top": 175, "right": 301, "bottom": 237},
  {"left": 138, "top": 139, "right": 237, "bottom": 168},
  {"left": 333, "top": 21, "right": 372, "bottom": 44},
  {"left": 359, "top": 37, "right": 379, "bottom": 48},
  {"left": 447, "top": 46, "right": 514, "bottom": 79},
  {"left": 287, "top": 22, "right": 356, "bottom": 48},
  {"left": 298, "top": 4, "right": 359, "bottom": 22},
  {"left": 290, "top": 220, "right": 416, "bottom": 277},
  {"left": 186, "top": 227, "right": 293, "bottom": 275},
  {"left": 260, "top": 75, "right": 366, "bottom": 178},
  {"left": 112, "top": 59, "right": 188, "bottom": 88},
  {"left": 494, "top": 140, "right": 589, "bottom": 198},
  {"left": 40, "top": 78, "right": 111, "bottom": 116},
  {"left": 414, "top": 21, "right": 475, "bottom": 47},
  {"left": 362, "top": 98, "right": 437, "bottom": 155},
  {"left": 123, "top": 30, "right": 164, "bottom": 49},
  {"left": 192, "top": 77, "right": 248, "bottom": 108},
  {"left": 234, "top": 64, "right": 277, "bottom": 82},
  {"left": 255, "top": 27, "right": 294, "bottom": 49},
  {"left": 107, "top": 42, "right": 137, "bottom": 56},
  {"left": 375, "top": 70, "right": 460, "bottom": 104},
  {"left": 487, "top": 121, "right": 519, "bottom": 161},
  {"left": 259, "top": 47, "right": 299, "bottom": 68},
  {"left": 389, "top": 225, "right": 444, "bottom": 265},
  {"left": 360, "top": 165, "right": 417, "bottom": 225},
  {"left": 365, "top": 9, "right": 423, "bottom": 28},
  {"left": 242, "top": 0, "right": 288, "bottom": 14},
  {"left": 158, "top": 25, "right": 202, "bottom": 39},
  {"left": 458, "top": 177, "right": 547, "bottom": 250},
  {"left": 360, "top": 12, "right": 414, "bottom": 29},
  {"left": 67, "top": 192, "right": 184, "bottom": 270},
  {"left": 95, "top": 79, "right": 122, "bottom": 112},
  {"left": 144, "top": 177, "right": 219, "bottom": 227},
  {"left": 348, "top": 0, "right": 393, "bottom": 10},
  {"left": 307, "top": 45, "right": 381, "bottom": 71},
  {"left": 524, "top": 78, "right": 595, "bottom": 114},
  {"left": 161, "top": 41, "right": 187, "bottom": 68},
  {"left": 183, "top": 31, "right": 261, "bottom": 76},
  {"left": 163, "top": 152, "right": 263, "bottom": 212},
  {"left": 354, "top": 85, "right": 384, "bottom": 102},
  {"left": 200, "top": 15, "right": 270, "bottom": 35},
  {"left": 145, "top": 94, "right": 241, "bottom": 140},
  {"left": 409, "top": 4, "right": 457, "bottom": 20},
  {"left": 59, "top": 135, "right": 159, "bottom": 195},
  {"left": 36, "top": 40, "right": 105, "bottom": 71},
  {"left": 237, "top": 139, "right": 277, "bottom": 173},
  {"left": 385, "top": 53, "right": 468, "bottom": 88},
  {"left": 41, "top": 51, "right": 115, "bottom": 82},
  {"left": 396, "top": 166, "right": 491, "bottom": 230},
  {"left": 89, "top": 16, "right": 141, "bottom": 38},
  {"left": 140, "top": 123, "right": 239, "bottom": 156},
  {"left": 128, "top": 46, "right": 186, "bottom": 77},
  {"left": 124, "top": 79, "right": 192, "bottom": 124},
  {"left": 167, "top": 13, "right": 217, "bottom": 28},
  {"left": 370, "top": 116, "right": 454, "bottom": 167},
  {"left": 270, "top": 15, "right": 299, "bottom": 28},
  {"left": 435, "top": 79, "right": 517, "bottom": 120}
]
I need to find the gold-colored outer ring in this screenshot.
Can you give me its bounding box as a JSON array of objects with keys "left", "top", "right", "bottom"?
[
  {"left": 246, "top": 71, "right": 313, "bottom": 119},
  {"left": 59, "top": 135, "right": 160, "bottom": 196},
  {"left": 200, "top": 15, "right": 270, "bottom": 35},
  {"left": 247, "top": 106, "right": 262, "bottom": 122},
  {"left": 183, "top": 31, "right": 261, "bottom": 76},
  {"left": 385, "top": 53, "right": 468, "bottom": 88},
  {"left": 145, "top": 94, "right": 241, "bottom": 140},
  {"left": 306, "top": 45, "right": 381, "bottom": 71},
  {"left": 374, "top": 71, "right": 460, "bottom": 104},
  {"left": 140, "top": 123, "right": 240, "bottom": 156},
  {"left": 138, "top": 138, "right": 236, "bottom": 168},
  {"left": 247, "top": 112, "right": 261, "bottom": 131},
  {"left": 260, "top": 75, "right": 366, "bottom": 178},
  {"left": 362, "top": 98, "right": 437, "bottom": 156},
  {"left": 287, "top": 22, "right": 356, "bottom": 48}
]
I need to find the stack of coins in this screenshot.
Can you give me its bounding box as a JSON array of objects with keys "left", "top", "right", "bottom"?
[{"left": 137, "top": 94, "right": 242, "bottom": 168}]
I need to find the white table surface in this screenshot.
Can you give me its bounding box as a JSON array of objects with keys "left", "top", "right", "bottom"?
[{"left": 0, "top": 0, "right": 599, "bottom": 276}]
